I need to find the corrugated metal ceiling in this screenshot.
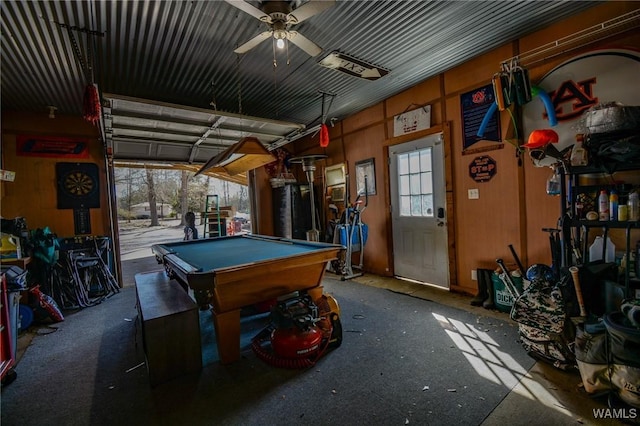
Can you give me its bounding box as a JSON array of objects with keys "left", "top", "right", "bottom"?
[{"left": 2, "top": 0, "right": 619, "bottom": 167}]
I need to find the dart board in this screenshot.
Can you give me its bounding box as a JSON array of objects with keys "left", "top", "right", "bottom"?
[{"left": 56, "top": 162, "right": 100, "bottom": 209}]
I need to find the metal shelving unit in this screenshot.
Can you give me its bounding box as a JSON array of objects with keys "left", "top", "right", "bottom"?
[{"left": 559, "top": 163, "right": 639, "bottom": 299}]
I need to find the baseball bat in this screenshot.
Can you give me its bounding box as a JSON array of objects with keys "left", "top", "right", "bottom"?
[
  {"left": 569, "top": 266, "right": 587, "bottom": 317},
  {"left": 496, "top": 258, "right": 521, "bottom": 299},
  {"left": 508, "top": 244, "right": 526, "bottom": 277}
]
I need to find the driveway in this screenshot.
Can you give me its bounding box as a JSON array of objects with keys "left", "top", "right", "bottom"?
[{"left": 118, "top": 219, "right": 185, "bottom": 261}]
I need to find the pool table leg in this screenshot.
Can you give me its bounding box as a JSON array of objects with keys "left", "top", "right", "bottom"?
[
  {"left": 307, "top": 286, "right": 323, "bottom": 302},
  {"left": 212, "top": 309, "right": 241, "bottom": 364}
]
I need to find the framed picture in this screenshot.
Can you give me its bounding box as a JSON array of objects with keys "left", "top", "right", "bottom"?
[
  {"left": 324, "top": 163, "right": 346, "bottom": 187},
  {"left": 327, "top": 184, "right": 345, "bottom": 202},
  {"left": 355, "top": 158, "right": 376, "bottom": 195}
]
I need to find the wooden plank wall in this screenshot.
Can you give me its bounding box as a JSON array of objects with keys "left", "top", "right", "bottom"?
[
  {"left": 256, "top": 2, "right": 640, "bottom": 295},
  {"left": 1, "top": 111, "right": 110, "bottom": 238},
  {"left": 2, "top": 3, "right": 637, "bottom": 296}
]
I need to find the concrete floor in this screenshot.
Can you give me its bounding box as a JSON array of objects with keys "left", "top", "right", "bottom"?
[
  {"left": 352, "top": 275, "right": 630, "bottom": 426},
  {"left": 9, "top": 221, "right": 630, "bottom": 425},
  {"left": 116, "top": 221, "right": 630, "bottom": 425}
]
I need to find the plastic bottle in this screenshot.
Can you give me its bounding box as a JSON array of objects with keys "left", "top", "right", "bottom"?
[
  {"left": 546, "top": 169, "right": 561, "bottom": 196},
  {"left": 598, "top": 190, "right": 609, "bottom": 221},
  {"left": 609, "top": 190, "right": 618, "bottom": 221},
  {"left": 589, "top": 235, "right": 615, "bottom": 263},
  {"left": 570, "top": 134, "right": 588, "bottom": 166},
  {"left": 629, "top": 191, "right": 639, "bottom": 221}
]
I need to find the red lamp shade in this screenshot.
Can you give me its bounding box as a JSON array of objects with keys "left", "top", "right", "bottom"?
[{"left": 319, "top": 124, "right": 330, "bottom": 148}]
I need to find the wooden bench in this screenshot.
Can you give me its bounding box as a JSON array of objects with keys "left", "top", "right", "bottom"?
[{"left": 135, "top": 271, "right": 202, "bottom": 387}]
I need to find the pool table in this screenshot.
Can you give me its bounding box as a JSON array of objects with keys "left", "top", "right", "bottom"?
[{"left": 151, "top": 234, "right": 343, "bottom": 364}]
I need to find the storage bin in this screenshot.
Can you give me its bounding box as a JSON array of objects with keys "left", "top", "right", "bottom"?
[
  {"left": 492, "top": 272, "right": 524, "bottom": 313},
  {"left": 604, "top": 311, "right": 640, "bottom": 408}
]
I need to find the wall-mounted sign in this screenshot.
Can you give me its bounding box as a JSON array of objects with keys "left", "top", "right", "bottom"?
[
  {"left": 393, "top": 106, "right": 431, "bottom": 137},
  {"left": 319, "top": 51, "right": 389, "bottom": 81},
  {"left": 0, "top": 170, "right": 16, "bottom": 182},
  {"left": 461, "top": 84, "right": 501, "bottom": 151},
  {"left": 17, "top": 135, "right": 89, "bottom": 158},
  {"left": 469, "top": 155, "right": 496, "bottom": 182}
]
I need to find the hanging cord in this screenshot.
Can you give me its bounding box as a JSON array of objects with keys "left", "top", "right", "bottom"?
[
  {"left": 210, "top": 80, "right": 217, "bottom": 112},
  {"left": 286, "top": 37, "right": 290, "bottom": 66},
  {"left": 210, "top": 80, "right": 224, "bottom": 143},
  {"left": 271, "top": 50, "right": 280, "bottom": 118},
  {"left": 65, "top": 26, "right": 91, "bottom": 84},
  {"left": 86, "top": 24, "right": 94, "bottom": 84},
  {"left": 57, "top": 19, "right": 103, "bottom": 124},
  {"left": 272, "top": 37, "right": 278, "bottom": 68},
  {"left": 236, "top": 54, "right": 243, "bottom": 115},
  {"left": 56, "top": 21, "right": 104, "bottom": 84},
  {"left": 82, "top": 25, "right": 101, "bottom": 124},
  {"left": 236, "top": 54, "right": 247, "bottom": 136}
]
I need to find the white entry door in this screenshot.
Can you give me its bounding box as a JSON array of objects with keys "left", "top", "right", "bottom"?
[{"left": 390, "top": 133, "right": 449, "bottom": 288}]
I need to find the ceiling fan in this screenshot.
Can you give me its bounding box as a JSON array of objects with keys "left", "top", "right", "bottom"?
[{"left": 225, "top": 0, "right": 336, "bottom": 57}]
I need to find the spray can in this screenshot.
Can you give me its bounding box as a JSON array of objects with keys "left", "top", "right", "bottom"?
[
  {"left": 609, "top": 190, "right": 618, "bottom": 221},
  {"left": 598, "top": 190, "right": 609, "bottom": 221}
]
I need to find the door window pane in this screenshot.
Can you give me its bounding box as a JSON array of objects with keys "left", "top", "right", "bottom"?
[
  {"left": 420, "top": 150, "right": 432, "bottom": 172},
  {"left": 410, "top": 173, "right": 420, "bottom": 194},
  {"left": 399, "top": 175, "right": 410, "bottom": 196},
  {"left": 422, "top": 194, "right": 433, "bottom": 216},
  {"left": 398, "top": 155, "right": 409, "bottom": 175},
  {"left": 400, "top": 195, "right": 411, "bottom": 216},
  {"left": 409, "top": 152, "right": 420, "bottom": 172},
  {"left": 411, "top": 195, "right": 422, "bottom": 216},
  {"left": 397, "top": 148, "right": 434, "bottom": 217},
  {"left": 420, "top": 172, "right": 432, "bottom": 192}
]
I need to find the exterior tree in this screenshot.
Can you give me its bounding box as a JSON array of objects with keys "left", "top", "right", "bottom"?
[
  {"left": 180, "top": 170, "right": 189, "bottom": 225},
  {"left": 145, "top": 168, "right": 159, "bottom": 226},
  {"left": 114, "top": 166, "right": 249, "bottom": 225}
]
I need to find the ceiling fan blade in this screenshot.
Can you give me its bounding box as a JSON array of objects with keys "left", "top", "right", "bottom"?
[
  {"left": 224, "top": 0, "right": 271, "bottom": 23},
  {"left": 287, "top": 0, "right": 336, "bottom": 24},
  {"left": 234, "top": 31, "right": 272, "bottom": 54},
  {"left": 287, "top": 31, "right": 322, "bottom": 57}
]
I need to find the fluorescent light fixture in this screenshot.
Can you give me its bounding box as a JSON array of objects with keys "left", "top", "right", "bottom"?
[{"left": 319, "top": 51, "right": 389, "bottom": 81}]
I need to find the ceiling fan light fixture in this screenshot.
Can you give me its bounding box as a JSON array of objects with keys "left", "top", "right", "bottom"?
[
  {"left": 274, "top": 29, "right": 287, "bottom": 49},
  {"left": 226, "top": 0, "right": 335, "bottom": 57}
]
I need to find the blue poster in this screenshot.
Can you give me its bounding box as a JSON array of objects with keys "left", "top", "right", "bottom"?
[{"left": 460, "top": 84, "right": 501, "bottom": 150}]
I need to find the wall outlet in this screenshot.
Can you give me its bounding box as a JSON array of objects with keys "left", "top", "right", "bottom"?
[
  {"left": 471, "top": 269, "right": 477, "bottom": 280},
  {"left": 468, "top": 189, "right": 479, "bottom": 199}
]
